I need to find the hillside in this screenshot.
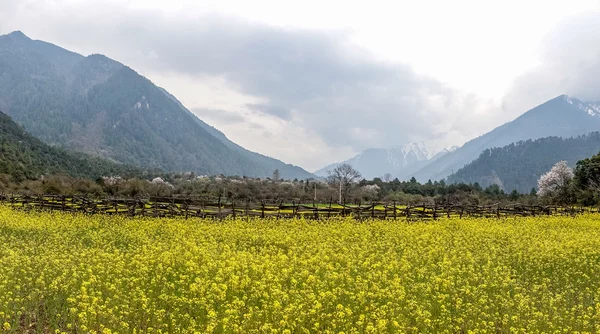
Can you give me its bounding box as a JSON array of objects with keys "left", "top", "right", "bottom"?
[
  {"left": 315, "top": 143, "right": 456, "bottom": 180},
  {"left": 0, "top": 31, "right": 313, "bottom": 179},
  {"left": 0, "top": 111, "right": 140, "bottom": 181},
  {"left": 159, "top": 88, "right": 314, "bottom": 179},
  {"left": 412, "top": 95, "right": 600, "bottom": 182},
  {"left": 446, "top": 132, "right": 600, "bottom": 193}
]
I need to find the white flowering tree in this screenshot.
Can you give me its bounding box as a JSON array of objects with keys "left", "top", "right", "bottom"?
[
  {"left": 361, "top": 184, "right": 380, "bottom": 201},
  {"left": 537, "top": 161, "right": 574, "bottom": 204},
  {"left": 150, "top": 177, "right": 174, "bottom": 196}
]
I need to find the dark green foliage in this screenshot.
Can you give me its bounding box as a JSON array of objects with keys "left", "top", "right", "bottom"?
[
  {"left": 574, "top": 152, "right": 600, "bottom": 205},
  {"left": 447, "top": 133, "right": 600, "bottom": 193},
  {"left": 575, "top": 152, "right": 600, "bottom": 189},
  {"left": 355, "top": 177, "right": 530, "bottom": 205},
  {"left": 0, "top": 111, "right": 141, "bottom": 181}
]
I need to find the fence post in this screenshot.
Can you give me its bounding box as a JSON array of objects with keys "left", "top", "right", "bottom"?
[
  {"left": 170, "top": 197, "right": 174, "bottom": 218},
  {"left": 384, "top": 203, "right": 388, "bottom": 220},
  {"left": 185, "top": 199, "right": 189, "bottom": 219},
  {"left": 218, "top": 195, "right": 222, "bottom": 220},
  {"left": 293, "top": 201, "right": 298, "bottom": 219},
  {"left": 277, "top": 200, "right": 282, "bottom": 219}
]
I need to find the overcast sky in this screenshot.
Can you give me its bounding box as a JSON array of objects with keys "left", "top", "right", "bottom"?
[{"left": 1, "top": 0, "right": 600, "bottom": 171}]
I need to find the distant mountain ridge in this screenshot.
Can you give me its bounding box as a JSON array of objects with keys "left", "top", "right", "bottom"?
[
  {"left": 0, "top": 31, "right": 314, "bottom": 179},
  {"left": 411, "top": 95, "right": 600, "bottom": 182},
  {"left": 446, "top": 132, "right": 600, "bottom": 193},
  {"left": 315, "top": 143, "right": 456, "bottom": 180}
]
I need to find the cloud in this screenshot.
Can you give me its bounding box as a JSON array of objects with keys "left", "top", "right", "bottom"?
[
  {"left": 502, "top": 12, "right": 600, "bottom": 116},
  {"left": 246, "top": 103, "right": 292, "bottom": 120},
  {"left": 0, "top": 0, "right": 500, "bottom": 169},
  {"left": 191, "top": 108, "right": 246, "bottom": 124}
]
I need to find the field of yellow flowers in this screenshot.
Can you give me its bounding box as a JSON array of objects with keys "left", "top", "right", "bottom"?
[{"left": 2, "top": 207, "right": 600, "bottom": 333}]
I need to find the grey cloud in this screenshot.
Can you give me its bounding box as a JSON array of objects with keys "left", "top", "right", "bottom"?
[
  {"left": 0, "top": 1, "right": 493, "bottom": 152},
  {"left": 502, "top": 12, "right": 600, "bottom": 115},
  {"left": 191, "top": 108, "right": 245, "bottom": 124},
  {"left": 246, "top": 103, "right": 292, "bottom": 120}
]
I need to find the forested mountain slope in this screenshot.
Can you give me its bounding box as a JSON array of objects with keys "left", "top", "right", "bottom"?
[
  {"left": 0, "top": 31, "right": 313, "bottom": 179},
  {"left": 0, "top": 111, "right": 140, "bottom": 181},
  {"left": 412, "top": 95, "right": 600, "bottom": 182},
  {"left": 446, "top": 132, "right": 600, "bottom": 193}
]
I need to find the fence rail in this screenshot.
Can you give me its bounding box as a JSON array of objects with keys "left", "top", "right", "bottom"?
[{"left": 0, "top": 194, "right": 596, "bottom": 220}]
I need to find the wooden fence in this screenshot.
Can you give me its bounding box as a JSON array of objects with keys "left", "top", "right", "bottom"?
[{"left": 0, "top": 194, "right": 595, "bottom": 220}]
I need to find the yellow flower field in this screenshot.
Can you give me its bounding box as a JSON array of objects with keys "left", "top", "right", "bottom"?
[{"left": 1, "top": 207, "right": 600, "bottom": 333}]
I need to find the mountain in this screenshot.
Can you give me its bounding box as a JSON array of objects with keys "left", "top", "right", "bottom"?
[
  {"left": 0, "top": 31, "right": 313, "bottom": 179},
  {"left": 446, "top": 133, "right": 600, "bottom": 193},
  {"left": 431, "top": 146, "right": 459, "bottom": 161},
  {"left": 159, "top": 88, "right": 314, "bottom": 179},
  {"left": 0, "top": 110, "right": 140, "bottom": 181},
  {"left": 315, "top": 143, "right": 455, "bottom": 180},
  {"left": 412, "top": 95, "right": 600, "bottom": 182}
]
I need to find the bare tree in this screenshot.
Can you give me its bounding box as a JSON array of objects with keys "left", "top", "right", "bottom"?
[
  {"left": 538, "top": 161, "right": 574, "bottom": 204},
  {"left": 383, "top": 173, "right": 393, "bottom": 182},
  {"left": 327, "top": 164, "right": 362, "bottom": 203}
]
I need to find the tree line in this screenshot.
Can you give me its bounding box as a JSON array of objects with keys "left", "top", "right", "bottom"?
[{"left": 3, "top": 148, "right": 600, "bottom": 206}]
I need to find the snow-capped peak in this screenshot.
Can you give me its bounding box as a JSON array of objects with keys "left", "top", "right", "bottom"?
[
  {"left": 396, "top": 142, "right": 432, "bottom": 158},
  {"left": 430, "top": 145, "right": 459, "bottom": 161},
  {"left": 314, "top": 142, "right": 460, "bottom": 179},
  {"left": 563, "top": 95, "right": 600, "bottom": 117},
  {"left": 383, "top": 142, "right": 434, "bottom": 169}
]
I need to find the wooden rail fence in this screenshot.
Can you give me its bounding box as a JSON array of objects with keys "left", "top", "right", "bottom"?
[{"left": 0, "top": 194, "right": 596, "bottom": 220}]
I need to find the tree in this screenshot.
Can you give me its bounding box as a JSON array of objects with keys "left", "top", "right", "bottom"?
[
  {"left": 383, "top": 173, "right": 393, "bottom": 182},
  {"left": 537, "top": 161, "right": 574, "bottom": 204},
  {"left": 272, "top": 169, "right": 280, "bottom": 182},
  {"left": 509, "top": 189, "right": 519, "bottom": 201},
  {"left": 327, "top": 164, "right": 362, "bottom": 204},
  {"left": 574, "top": 152, "right": 600, "bottom": 204}
]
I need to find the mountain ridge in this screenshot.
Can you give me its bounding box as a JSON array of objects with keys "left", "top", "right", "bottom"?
[
  {"left": 315, "top": 142, "right": 454, "bottom": 180},
  {"left": 0, "top": 31, "right": 314, "bottom": 179},
  {"left": 411, "top": 95, "right": 600, "bottom": 182}
]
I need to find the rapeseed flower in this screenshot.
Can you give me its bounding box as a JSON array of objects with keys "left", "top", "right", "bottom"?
[{"left": 1, "top": 208, "right": 600, "bottom": 332}]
